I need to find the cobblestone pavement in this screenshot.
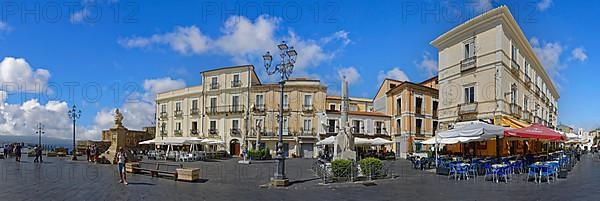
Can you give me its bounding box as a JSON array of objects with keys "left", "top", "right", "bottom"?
[{"left": 1, "top": 154, "right": 598, "bottom": 201}]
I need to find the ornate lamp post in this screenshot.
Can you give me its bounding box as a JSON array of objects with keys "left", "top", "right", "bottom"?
[
  {"left": 35, "top": 122, "right": 45, "bottom": 147},
  {"left": 263, "top": 41, "right": 297, "bottom": 186},
  {"left": 68, "top": 105, "right": 82, "bottom": 160}
]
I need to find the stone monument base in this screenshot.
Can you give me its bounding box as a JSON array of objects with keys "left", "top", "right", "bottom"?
[{"left": 271, "top": 178, "right": 290, "bottom": 187}]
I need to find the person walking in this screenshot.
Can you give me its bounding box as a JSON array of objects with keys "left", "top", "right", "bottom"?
[
  {"left": 34, "top": 146, "right": 40, "bottom": 163},
  {"left": 14, "top": 144, "right": 22, "bottom": 162},
  {"left": 86, "top": 146, "right": 91, "bottom": 162},
  {"left": 37, "top": 146, "right": 43, "bottom": 163},
  {"left": 3, "top": 144, "right": 7, "bottom": 159},
  {"left": 114, "top": 147, "right": 128, "bottom": 185}
]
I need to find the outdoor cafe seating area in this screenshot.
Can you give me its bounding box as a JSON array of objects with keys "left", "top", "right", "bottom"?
[
  {"left": 416, "top": 121, "right": 579, "bottom": 184},
  {"left": 140, "top": 137, "right": 228, "bottom": 162}
]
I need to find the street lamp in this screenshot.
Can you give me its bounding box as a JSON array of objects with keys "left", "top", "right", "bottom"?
[
  {"left": 68, "top": 105, "right": 82, "bottom": 160},
  {"left": 263, "top": 41, "right": 297, "bottom": 186},
  {"left": 35, "top": 123, "right": 45, "bottom": 148}
]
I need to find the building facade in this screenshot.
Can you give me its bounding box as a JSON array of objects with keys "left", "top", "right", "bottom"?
[
  {"left": 373, "top": 78, "right": 439, "bottom": 157},
  {"left": 156, "top": 65, "right": 326, "bottom": 158},
  {"left": 431, "top": 6, "right": 559, "bottom": 130}
]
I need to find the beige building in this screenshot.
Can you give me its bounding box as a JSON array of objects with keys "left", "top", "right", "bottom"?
[
  {"left": 373, "top": 78, "right": 439, "bottom": 157},
  {"left": 156, "top": 65, "right": 326, "bottom": 158},
  {"left": 320, "top": 96, "right": 390, "bottom": 140},
  {"left": 326, "top": 96, "right": 374, "bottom": 112},
  {"left": 431, "top": 6, "right": 559, "bottom": 130}
]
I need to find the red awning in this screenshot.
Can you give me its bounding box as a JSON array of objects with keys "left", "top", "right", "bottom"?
[{"left": 504, "top": 124, "right": 566, "bottom": 141}]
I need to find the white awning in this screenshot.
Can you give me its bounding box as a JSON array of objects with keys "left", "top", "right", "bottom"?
[
  {"left": 438, "top": 121, "right": 507, "bottom": 139},
  {"left": 371, "top": 137, "right": 393, "bottom": 145},
  {"left": 138, "top": 139, "right": 155, "bottom": 145},
  {"left": 150, "top": 137, "right": 201, "bottom": 145}
]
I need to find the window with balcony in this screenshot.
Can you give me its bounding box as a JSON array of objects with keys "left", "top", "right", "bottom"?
[
  {"left": 464, "top": 39, "right": 475, "bottom": 59},
  {"left": 255, "top": 94, "right": 264, "bottom": 111},
  {"left": 282, "top": 117, "right": 289, "bottom": 135},
  {"left": 283, "top": 94, "right": 289, "bottom": 109},
  {"left": 415, "top": 96, "right": 423, "bottom": 115},
  {"left": 232, "top": 74, "right": 241, "bottom": 87},
  {"left": 415, "top": 119, "right": 422, "bottom": 135},
  {"left": 352, "top": 120, "right": 361, "bottom": 134},
  {"left": 396, "top": 98, "right": 402, "bottom": 115},
  {"left": 464, "top": 86, "right": 475, "bottom": 104},
  {"left": 191, "top": 121, "right": 198, "bottom": 135},
  {"left": 303, "top": 94, "right": 313, "bottom": 111},
  {"left": 210, "top": 76, "right": 219, "bottom": 89},
  {"left": 209, "top": 120, "right": 217, "bottom": 134},
  {"left": 461, "top": 38, "right": 476, "bottom": 71},
  {"left": 175, "top": 122, "right": 182, "bottom": 136},
  {"left": 231, "top": 119, "right": 240, "bottom": 135},
  {"left": 328, "top": 119, "right": 337, "bottom": 133},
  {"left": 232, "top": 95, "right": 240, "bottom": 112},
  {"left": 161, "top": 104, "right": 167, "bottom": 113},
  {"left": 511, "top": 44, "right": 518, "bottom": 62},
  {"left": 303, "top": 119, "right": 312, "bottom": 135},
  {"left": 375, "top": 121, "right": 384, "bottom": 134},
  {"left": 433, "top": 100, "right": 439, "bottom": 118},
  {"left": 175, "top": 102, "right": 183, "bottom": 117},
  {"left": 209, "top": 97, "right": 217, "bottom": 112},
  {"left": 191, "top": 100, "right": 199, "bottom": 114}
]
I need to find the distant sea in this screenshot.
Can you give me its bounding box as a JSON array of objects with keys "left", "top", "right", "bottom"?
[{"left": 0, "top": 135, "right": 77, "bottom": 151}]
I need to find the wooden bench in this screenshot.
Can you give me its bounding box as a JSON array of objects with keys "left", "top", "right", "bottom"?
[{"left": 133, "top": 161, "right": 183, "bottom": 180}]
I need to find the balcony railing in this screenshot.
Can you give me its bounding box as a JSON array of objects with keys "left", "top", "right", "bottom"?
[
  {"left": 209, "top": 129, "right": 218, "bottom": 135},
  {"left": 300, "top": 128, "right": 315, "bottom": 136},
  {"left": 190, "top": 129, "right": 199, "bottom": 135},
  {"left": 254, "top": 104, "right": 265, "bottom": 112},
  {"left": 460, "top": 56, "right": 477, "bottom": 72},
  {"left": 303, "top": 104, "right": 314, "bottom": 112},
  {"left": 458, "top": 102, "right": 478, "bottom": 115},
  {"left": 205, "top": 105, "right": 246, "bottom": 114},
  {"left": 415, "top": 107, "right": 424, "bottom": 116},
  {"left": 174, "top": 110, "right": 183, "bottom": 117},
  {"left": 510, "top": 59, "right": 520, "bottom": 75},
  {"left": 210, "top": 83, "right": 220, "bottom": 90},
  {"left": 190, "top": 108, "right": 200, "bottom": 115},
  {"left": 230, "top": 128, "right": 241, "bottom": 136},
  {"left": 159, "top": 112, "right": 168, "bottom": 120},
  {"left": 231, "top": 80, "right": 242, "bottom": 87},
  {"left": 174, "top": 130, "right": 182, "bottom": 136},
  {"left": 509, "top": 103, "right": 522, "bottom": 119}
]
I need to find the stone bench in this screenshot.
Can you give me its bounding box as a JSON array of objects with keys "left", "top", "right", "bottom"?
[
  {"left": 176, "top": 168, "right": 201, "bottom": 182},
  {"left": 47, "top": 152, "right": 57, "bottom": 157},
  {"left": 133, "top": 161, "right": 182, "bottom": 180}
]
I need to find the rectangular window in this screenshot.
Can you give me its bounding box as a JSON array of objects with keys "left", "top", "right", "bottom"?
[
  {"left": 416, "top": 119, "right": 423, "bottom": 135},
  {"left": 433, "top": 121, "right": 438, "bottom": 136},
  {"left": 353, "top": 120, "right": 361, "bottom": 133},
  {"left": 464, "top": 86, "right": 475, "bottom": 104},
  {"left": 329, "top": 104, "right": 336, "bottom": 111},
  {"left": 375, "top": 122, "right": 384, "bottom": 134},
  {"left": 210, "top": 120, "right": 217, "bottom": 130},
  {"left": 328, "top": 119, "right": 336, "bottom": 133},
  {"left": 232, "top": 119, "right": 239, "bottom": 129},
  {"left": 524, "top": 61, "right": 530, "bottom": 77},
  {"left": 303, "top": 119, "right": 312, "bottom": 132},
  {"left": 192, "top": 100, "right": 198, "bottom": 109},
  {"left": 232, "top": 96, "right": 240, "bottom": 111},
  {"left": 396, "top": 98, "right": 402, "bottom": 115},
  {"left": 511, "top": 44, "right": 518, "bottom": 61},
  {"left": 283, "top": 117, "right": 289, "bottom": 135},
  {"left": 211, "top": 77, "right": 218, "bottom": 89},
  {"left": 176, "top": 122, "right": 181, "bottom": 131},
  {"left": 524, "top": 96, "right": 529, "bottom": 111},
  {"left": 175, "top": 102, "right": 181, "bottom": 111},
  {"left": 415, "top": 97, "right": 423, "bottom": 115},
  {"left": 396, "top": 119, "right": 402, "bottom": 133},
  {"left": 304, "top": 94, "right": 312, "bottom": 106},
  {"left": 255, "top": 94, "right": 264, "bottom": 106},
  {"left": 283, "top": 94, "right": 288, "bottom": 107},
  {"left": 210, "top": 97, "right": 217, "bottom": 109},
  {"left": 433, "top": 100, "right": 438, "bottom": 117},
  {"left": 233, "top": 74, "right": 240, "bottom": 82},
  {"left": 161, "top": 104, "right": 166, "bottom": 113},
  {"left": 464, "top": 43, "right": 470, "bottom": 59},
  {"left": 192, "top": 121, "right": 198, "bottom": 130}
]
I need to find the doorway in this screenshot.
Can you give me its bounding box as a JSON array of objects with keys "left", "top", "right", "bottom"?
[{"left": 230, "top": 139, "right": 240, "bottom": 156}]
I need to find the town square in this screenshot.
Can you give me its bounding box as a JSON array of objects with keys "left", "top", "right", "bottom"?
[{"left": 0, "top": 1, "right": 599, "bottom": 201}]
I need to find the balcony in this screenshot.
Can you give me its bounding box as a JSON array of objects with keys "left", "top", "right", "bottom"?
[
  {"left": 210, "top": 83, "right": 220, "bottom": 90},
  {"left": 174, "top": 110, "right": 183, "bottom": 118},
  {"left": 231, "top": 80, "right": 242, "bottom": 88},
  {"left": 190, "top": 108, "right": 200, "bottom": 116},
  {"left": 300, "top": 128, "right": 315, "bottom": 137},
  {"left": 524, "top": 75, "right": 532, "bottom": 87},
  {"left": 303, "top": 104, "right": 314, "bottom": 112},
  {"left": 510, "top": 59, "right": 520, "bottom": 76},
  {"left": 253, "top": 104, "right": 266, "bottom": 113},
  {"left": 209, "top": 129, "right": 218, "bottom": 135},
  {"left": 159, "top": 112, "right": 168, "bottom": 120},
  {"left": 174, "top": 130, "right": 182, "bottom": 137},
  {"left": 230, "top": 128, "right": 241, "bottom": 136},
  {"left": 190, "top": 129, "right": 199, "bottom": 135},
  {"left": 205, "top": 105, "right": 246, "bottom": 114},
  {"left": 460, "top": 56, "right": 477, "bottom": 72},
  {"left": 509, "top": 103, "right": 522, "bottom": 119},
  {"left": 458, "top": 102, "right": 478, "bottom": 121}
]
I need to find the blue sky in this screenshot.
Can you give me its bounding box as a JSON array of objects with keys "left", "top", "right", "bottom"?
[{"left": 0, "top": 0, "right": 598, "bottom": 140}]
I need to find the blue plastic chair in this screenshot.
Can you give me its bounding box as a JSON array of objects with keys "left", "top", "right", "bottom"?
[
  {"left": 528, "top": 165, "right": 540, "bottom": 183},
  {"left": 540, "top": 165, "right": 554, "bottom": 183},
  {"left": 495, "top": 166, "right": 510, "bottom": 183},
  {"left": 484, "top": 163, "right": 496, "bottom": 182}
]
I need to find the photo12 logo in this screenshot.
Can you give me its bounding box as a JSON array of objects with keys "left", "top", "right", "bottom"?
[
  {"left": 200, "top": 1, "right": 339, "bottom": 23},
  {"left": 0, "top": 1, "right": 139, "bottom": 23}
]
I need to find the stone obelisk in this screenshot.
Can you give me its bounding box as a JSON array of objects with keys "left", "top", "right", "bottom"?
[{"left": 333, "top": 77, "right": 356, "bottom": 161}]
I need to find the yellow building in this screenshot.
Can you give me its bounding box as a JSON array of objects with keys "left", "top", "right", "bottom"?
[
  {"left": 431, "top": 6, "right": 559, "bottom": 130},
  {"left": 156, "top": 65, "right": 326, "bottom": 158},
  {"left": 372, "top": 78, "right": 439, "bottom": 158}
]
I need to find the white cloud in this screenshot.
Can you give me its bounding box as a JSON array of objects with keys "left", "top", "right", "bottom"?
[
  {"left": 0, "top": 21, "right": 11, "bottom": 33},
  {"left": 570, "top": 47, "right": 587, "bottom": 62},
  {"left": 537, "top": 0, "right": 553, "bottom": 11},
  {"left": 377, "top": 67, "right": 410, "bottom": 83},
  {"left": 337, "top": 67, "right": 360, "bottom": 85},
  {"left": 0, "top": 57, "right": 51, "bottom": 92},
  {"left": 530, "top": 37, "right": 564, "bottom": 78},
  {"left": 119, "top": 26, "right": 212, "bottom": 55},
  {"left": 416, "top": 51, "right": 438, "bottom": 76},
  {"left": 143, "top": 77, "right": 186, "bottom": 94},
  {"left": 119, "top": 15, "right": 349, "bottom": 74}
]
